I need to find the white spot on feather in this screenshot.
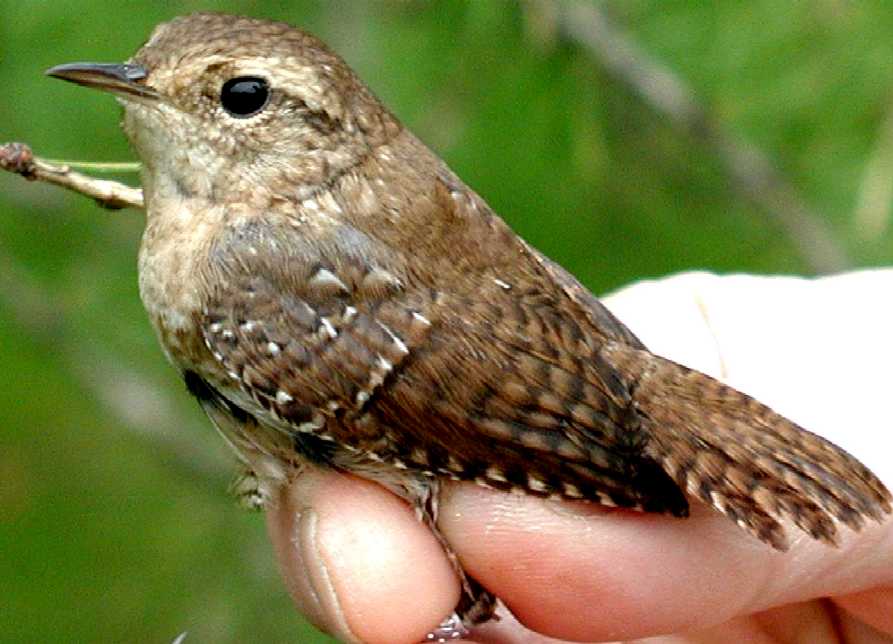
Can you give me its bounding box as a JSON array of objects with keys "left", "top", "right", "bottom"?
[
  {"left": 438, "top": 468, "right": 463, "bottom": 482},
  {"left": 486, "top": 466, "right": 507, "bottom": 483},
  {"left": 276, "top": 390, "right": 293, "bottom": 404},
  {"left": 319, "top": 318, "right": 338, "bottom": 339},
  {"left": 411, "top": 311, "right": 431, "bottom": 327},
  {"left": 527, "top": 475, "right": 548, "bottom": 493},
  {"left": 363, "top": 267, "right": 403, "bottom": 292},
  {"left": 297, "top": 412, "right": 325, "bottom": 432},
  {"left": 310, "top": 268, "right": 348, "bottom": 293},
  {"left": 378, "top": 322, "right": 409, "bottom": 356},
  {"left": 368, "top": 355, "right": 393, "bottom": 389}
]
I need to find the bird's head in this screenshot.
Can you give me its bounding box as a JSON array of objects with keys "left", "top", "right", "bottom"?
[{"left": 47, "top": 13, "right": 400, "bottom": 205}]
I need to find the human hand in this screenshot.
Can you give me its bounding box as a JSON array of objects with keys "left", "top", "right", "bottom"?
[{"left": 266, "top": 271, "right": 893, "bottom": 643}]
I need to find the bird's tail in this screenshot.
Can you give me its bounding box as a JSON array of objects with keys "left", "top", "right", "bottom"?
[{"left": 603, "top": 342, "right": 892, "bottom": 550}]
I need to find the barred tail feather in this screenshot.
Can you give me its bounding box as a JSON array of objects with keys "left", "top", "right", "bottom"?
[{"left": 604, "top": 343, "right": 892, "bottom": 550}]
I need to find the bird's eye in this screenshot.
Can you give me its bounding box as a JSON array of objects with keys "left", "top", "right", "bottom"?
[{"left": 220, "top": 77, "right": 270, "bottom": 118}]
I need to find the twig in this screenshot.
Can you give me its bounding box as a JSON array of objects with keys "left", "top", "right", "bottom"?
[
  {"left": 0, "top": 142, "right": 144, "bottom": 210},
  {"left": 42, "top": 159, "right": 141, "bottom": 174},
  {"left": 555, "top": 1, "right": 850, "bottom": 274}
]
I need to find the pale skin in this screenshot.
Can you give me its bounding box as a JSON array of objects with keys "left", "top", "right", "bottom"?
[{"left": 266, "top": 271, "right": 893, "bottom": 644}]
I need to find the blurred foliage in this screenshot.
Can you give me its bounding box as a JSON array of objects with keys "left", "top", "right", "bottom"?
[{"left": 1, "top": 1, "right": 892, "bottom": 642}]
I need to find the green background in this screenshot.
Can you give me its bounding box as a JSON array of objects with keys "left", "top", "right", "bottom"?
[{"left": 2, "top": 2, "right": 891, "bottom": 642}]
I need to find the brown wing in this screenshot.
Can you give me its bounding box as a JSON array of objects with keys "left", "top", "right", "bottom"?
[
  {"left": 198, "top": 219, "right": 689, "bottom": 518},
  {"left": 198, "top": 212, "right": 890, "bottom": 552}
]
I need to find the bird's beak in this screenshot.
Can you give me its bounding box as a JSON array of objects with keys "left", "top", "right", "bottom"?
[{"left": 45, "top": 62, "right": 159, "bottom": 101}]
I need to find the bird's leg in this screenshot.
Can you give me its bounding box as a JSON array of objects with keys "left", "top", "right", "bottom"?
[
  {"left": 230, "top": 467, "right": 274, "bottom": 511},
  {"left": 414, "top": 482, "right": 499, "bottom": 631}
]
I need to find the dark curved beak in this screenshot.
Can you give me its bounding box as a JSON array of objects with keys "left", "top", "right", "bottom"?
[{"left": 45, "top": 62, "right": 159, "bottom": 101}]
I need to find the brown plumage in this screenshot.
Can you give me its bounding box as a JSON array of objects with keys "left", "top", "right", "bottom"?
[{"left": 47, "top": 12, "right": 891, "bottom": 628}]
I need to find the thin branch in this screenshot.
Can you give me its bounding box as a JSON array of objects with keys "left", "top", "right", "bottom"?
[
  {"left": 42, "top": 159, "right": 141, "bottom": 174},
  {"left": 0, "top": 142, "right": 144, "bottom": 210},
  {"left": 555, "top": 1, "right": 850, "bottom": 274}
]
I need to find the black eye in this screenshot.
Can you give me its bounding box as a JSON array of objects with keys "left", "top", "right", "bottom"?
[{"left": 220, "top": 77, "right": 270, "bottom": 118}]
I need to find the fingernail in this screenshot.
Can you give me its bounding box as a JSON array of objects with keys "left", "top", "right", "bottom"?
[
  {"left": 268, "top": 475, "right": 358, "bottom": 642},
  {"left": 291, "top": 508, "right": 328, "bottom": 627}
]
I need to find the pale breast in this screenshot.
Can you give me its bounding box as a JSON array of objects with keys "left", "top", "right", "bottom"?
[{"left": 138, "top": 197, "right": 224, "bottom": 366}]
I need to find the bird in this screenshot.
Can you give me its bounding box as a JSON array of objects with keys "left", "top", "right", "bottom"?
[{"left": 46, "top": 12, "right": 891, "bottom": 628}]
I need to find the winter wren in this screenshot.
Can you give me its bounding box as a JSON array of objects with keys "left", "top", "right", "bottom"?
[{"left": 46, "top": 12, "right": 892, "bottom": 628}]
